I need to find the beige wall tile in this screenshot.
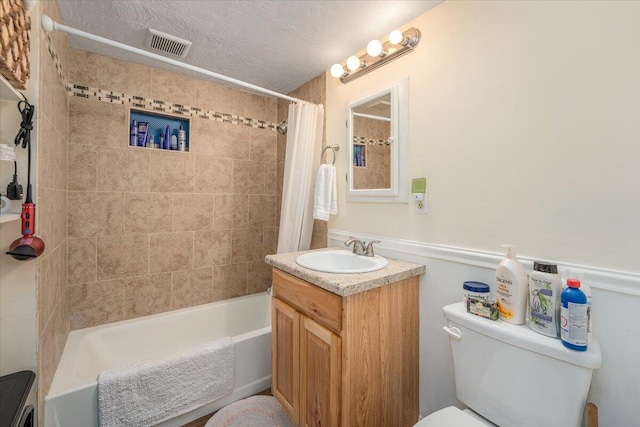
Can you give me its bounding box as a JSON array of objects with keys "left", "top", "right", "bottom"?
[
  {"left": 69, "top": 98, "right": 127, "bottom": 148},
  {"left": 69, "top": 48, "right": 100, "bottom": 88},
  {"left": 97, "top": 147, "right": 150, "bottom": 192},
  {"left": 232, "top": 228, "right": 264, "bottom": 263},
  {"left": 264, "top": 98, "right": 277, "bottom": 123},
  {"left": 124, "top": 273, "right": 172, "bottom": 318},
  {"left": 124, "top": 192, "right": 173, "bottom": 234},
  {"left": 100, "top": 56, "right": 152, "bottom": 98},
  {"left": 248, "top": 195, "right": 276, "bottom": 228},
  {"left": 37, "top": 244, "right": 66, "bottom": 334},
  {"left": 149, "top": 151, "right": 195, "bottom": 193},
  {"left": 38, "top": 299, "right": 66, "bottom": 400},
  {"left": 149, "top": 232, "right": 193, "bottom": 273},
  {"left": 172, "top": 268, "right": 213, "bottom": 310},
  {"left": 213, "top": 263, "right": 247, "bottom": 301},
  {"left": 233, "top": 160, "right": 264, "bottom": 194},
  {"left": 214, "top": 195, "right": 248, "bottom": 230},
  {"left": 310, "top": 220, "right": 328, "bottom": 249},
  {"left": 39, "top": 117, "right": 68, "bottom": 190},
  {"left": 262, "top": 227, "right": 278, "bottom": 257},
  {"left": 38, "top": 187, "right": 67, "bottom": 256},
  {"left": 67, "top": 237, "right": 97, "bottom": 284},
  {"left": 97, "top": 234, "right": 149, "bottom": 280},
  {"left": 68, "top": 280, "right": 124, "bottom": 330},
  {"left": 249, "top": 133, "right": 277, "bottom": 163},
  {"left": 68, "top": 145, "right": 97, "bottom": 191},
  {"left": 264, "top": 163, "right": 277, "bottom": 195},
  {"left": 189, "top": 118, "right": 217, "bottom": 156},
  {"left": 150, "top": 69, "right": 197, "bottom": 107},
  {"left": 248, "top": 260, "right": 272, "bottom": 294},
  {"left": 195, "top": 156, "right": 233, "bottom": 194},
  {"left": 172, "top": 193, "right": 213, "bottom": 231},
  {"left": 68, "top": 191, "right": 124, "bottom": 238},
  {"left": 194, "top": 80, "right": 267, "bottom": 121},
  {"left": 214, "top": 122, "right": 252, "bottom": 160},
  {"left": 194, "top": 229, "right": 231, "bottom": 267}
]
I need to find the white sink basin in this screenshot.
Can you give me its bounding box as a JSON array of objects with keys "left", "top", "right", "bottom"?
[{"left": 296, "top": 250, "right": 388, "bottom": 274}]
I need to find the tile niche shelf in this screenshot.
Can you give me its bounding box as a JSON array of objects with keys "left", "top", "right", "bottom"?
[{"left": 128, "top": 108, "right": 190, "bottom": 152}]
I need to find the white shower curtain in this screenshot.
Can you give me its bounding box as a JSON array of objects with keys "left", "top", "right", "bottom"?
[{"left": 277, "top": 102, "right": 324, "bottom": 253}]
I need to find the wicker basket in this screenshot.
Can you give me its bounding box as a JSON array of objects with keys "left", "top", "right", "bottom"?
[{"left": 0, "top": 0, "right": 30, "bottom": 90}]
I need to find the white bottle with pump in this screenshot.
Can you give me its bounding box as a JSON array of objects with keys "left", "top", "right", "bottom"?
[{"left": 496, "top": 244, "right": 528, "bottom": 324}]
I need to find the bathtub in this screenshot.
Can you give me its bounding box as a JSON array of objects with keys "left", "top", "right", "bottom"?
[{"left": 44, "top": 292, "right": 272, "bottom": 427}]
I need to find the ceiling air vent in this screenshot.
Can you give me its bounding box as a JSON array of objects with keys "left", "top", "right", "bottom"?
[{"left": 144, "top": 28, "right": 192, "bottom": 58}]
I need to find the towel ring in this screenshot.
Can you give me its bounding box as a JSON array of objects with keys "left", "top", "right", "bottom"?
[{"left": 321, "top": 145, "right": 340, "bottom": 166}]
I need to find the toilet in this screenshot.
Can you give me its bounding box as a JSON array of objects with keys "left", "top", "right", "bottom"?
[{"left": 417, "top": 302, "right": 602, "bottom": 427}]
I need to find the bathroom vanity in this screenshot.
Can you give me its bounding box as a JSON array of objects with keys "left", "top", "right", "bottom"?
[{"left": 265, "top": 249, "right": 425, "bottom": 427}]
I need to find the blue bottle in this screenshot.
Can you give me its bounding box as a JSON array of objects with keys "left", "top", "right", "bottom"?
[
  {"left": 163, "top": 125, "right": 171, "bottom": 150},
  {"left": 560, "top": 279, "right": 588, "bottom": 351}
]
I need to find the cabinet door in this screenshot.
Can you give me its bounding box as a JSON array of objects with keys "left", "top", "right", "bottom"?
[
  {"left": 272, "top": 297, "right": 300, "bottom": 423},
  {"left": 300, "top": 316, "right": 341, "bottom": 427}
]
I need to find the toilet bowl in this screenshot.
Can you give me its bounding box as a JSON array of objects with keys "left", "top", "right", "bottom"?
[{"left": 415, "top": 406, "right": 495, "bottom": 426}]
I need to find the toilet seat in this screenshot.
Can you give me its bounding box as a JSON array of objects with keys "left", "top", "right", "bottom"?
[{"left": 415, "top": 406, "right": 490, "bottom": 427}]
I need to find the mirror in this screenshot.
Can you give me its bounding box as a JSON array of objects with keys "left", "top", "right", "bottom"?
[{"left": 347, "top": 78, "right": 408, "bottom": 203}]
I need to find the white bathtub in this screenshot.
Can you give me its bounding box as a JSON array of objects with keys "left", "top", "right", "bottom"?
[{"left": 45, "top": 292, "right": 272, "bottom": 427}]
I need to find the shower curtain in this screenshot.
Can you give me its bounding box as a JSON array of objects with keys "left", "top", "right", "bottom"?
[{"left": 277, "top": 102, "right": 324, "bottom": 253}]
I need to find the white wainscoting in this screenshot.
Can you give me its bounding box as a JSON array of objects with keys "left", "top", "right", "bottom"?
[{"left": 328, "top": 229, "right": 640, "bottom": 427}]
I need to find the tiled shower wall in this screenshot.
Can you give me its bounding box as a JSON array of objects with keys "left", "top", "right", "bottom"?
[
  {"left": 36, "top": 0, "right": 70, "bottom": 421},
  {"left": 66, "top": 51, "right": 278, "bottom": 330}
]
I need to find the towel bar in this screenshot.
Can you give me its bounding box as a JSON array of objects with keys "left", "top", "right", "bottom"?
[{"left": 322, "top": 145, "right": 340, "bottom": 165}]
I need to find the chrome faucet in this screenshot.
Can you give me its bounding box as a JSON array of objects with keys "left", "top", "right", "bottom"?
[
  {"left": 344, "top": 237, "right": 366, "bottom": 255},
  {"left": 364, "top": 240, "right": 381, "bottom": 257},
  {"left": 344, "top": 238, "right": 380, "bottom": 257}
]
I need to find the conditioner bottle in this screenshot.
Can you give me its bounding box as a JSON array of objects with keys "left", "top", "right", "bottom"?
[
  {"left": 496, "top": 245, "right": 528, "bottom": 324},
  {"left": 528, "top": 262, "right": 562, "bottom": 338}
]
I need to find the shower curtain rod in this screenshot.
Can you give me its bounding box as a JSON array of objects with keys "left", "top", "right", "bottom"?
[{"left": 40, "top": 14, "right": 302, "bottom": 104}]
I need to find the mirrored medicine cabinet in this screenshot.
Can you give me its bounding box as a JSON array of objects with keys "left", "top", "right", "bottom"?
[{"left": 346, "top": 78, "right": 408, "bottom": 203}]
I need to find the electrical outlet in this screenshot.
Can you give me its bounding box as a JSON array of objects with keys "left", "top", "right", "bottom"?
[{"left": 415, "top": 196, "right": 428, "bottom": 214}]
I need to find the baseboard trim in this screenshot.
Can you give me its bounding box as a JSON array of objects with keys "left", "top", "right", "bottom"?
[{"left": 328, "top": 229, "right": 640, "bottom": 297}]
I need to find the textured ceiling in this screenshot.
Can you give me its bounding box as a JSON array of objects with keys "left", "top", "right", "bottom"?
[{"left": 56, "top": 0, "right": 442, "bottom": 96}]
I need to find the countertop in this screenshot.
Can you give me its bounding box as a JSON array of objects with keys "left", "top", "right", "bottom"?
[{"left": 265, "top": 247, "right": 425, "bottom": 297}]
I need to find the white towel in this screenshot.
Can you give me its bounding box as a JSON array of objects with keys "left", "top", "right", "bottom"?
[
  {"left": 98, "top": 337, "right": 235, "bottom": 427},
  {"left": 313, "top": 164, "right": 338, "bottom": 221}
]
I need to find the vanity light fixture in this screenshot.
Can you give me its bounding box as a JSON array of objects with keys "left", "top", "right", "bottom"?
[{"left": 330, "top": 28, "right": 421, "bottom": 84}]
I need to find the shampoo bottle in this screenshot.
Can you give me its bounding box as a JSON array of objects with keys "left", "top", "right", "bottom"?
[
  {"left": 560, "top": 279, "right": 588, "bottom": 351},
  {"left": 496, "top": 244, "right": 528, "bottom": 324},
  {"left": 528, "top": 262, "right": 562, "bottom": 338}
]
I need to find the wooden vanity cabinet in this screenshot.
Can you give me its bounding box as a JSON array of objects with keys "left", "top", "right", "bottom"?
[{"left": 271, "top": 268, "right": 419, "bottom": 427}]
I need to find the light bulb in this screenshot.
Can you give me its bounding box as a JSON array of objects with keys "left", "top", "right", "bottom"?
[
  {"left": 330, "top": 63, "right": 345, "bottom": 78},
  {"left": 346, "top": 55, "right": 361, "bottom": 71},
  {"left": 367, "top": 39, "right": 383, "bottom": 57},
  {"left": 389, "top": 30, "right": 404, "bottom": 45}
]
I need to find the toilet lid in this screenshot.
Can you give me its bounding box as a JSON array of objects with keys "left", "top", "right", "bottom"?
[{"left": 415, "top": 407, "right": 489, "bottom": 427}]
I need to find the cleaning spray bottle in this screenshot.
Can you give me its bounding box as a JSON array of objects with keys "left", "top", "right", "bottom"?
[{"left": 496, "top": 244, "right": 528, "bottom": 324}]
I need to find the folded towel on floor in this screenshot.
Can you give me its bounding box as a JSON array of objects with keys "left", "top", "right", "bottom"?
[
  {"left": 98, "top": 337, "right": 235, "bottom": 427},
  {"left": 313, "top": 164, "right": 337, "bottom": 221}
]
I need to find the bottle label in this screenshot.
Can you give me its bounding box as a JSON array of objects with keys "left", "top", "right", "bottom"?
[
  {"left": 496, "top": 273, "right": 514, "bottom": 319},
  {"left": 529, "top": 280, "right": 556, "bottom": 332},
  {"left": 561, "top": 302, "right": 588, "bottom": 346}
]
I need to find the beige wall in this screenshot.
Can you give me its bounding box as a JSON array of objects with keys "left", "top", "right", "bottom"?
[
  {"left": 65, "top": 51, "right": 279, "bottom": 330},
  {"left": 36, "top": 0, "right": 70, "bottom": 422},
  {"left": 327, "top": 0, "right": 640, "bottom": 272}
]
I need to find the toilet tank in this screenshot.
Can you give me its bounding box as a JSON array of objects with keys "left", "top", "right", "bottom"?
[{"left": 443, "top": 302, "right": 601, "bottom": 427}]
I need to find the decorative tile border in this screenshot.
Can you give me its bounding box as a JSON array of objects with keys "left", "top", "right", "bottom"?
[
  {"left": 44, "top": 27, "right": 278, "bottom": 132},
  {"left": 67, "top": 84, "right": 278, "bottom": 132},
  {"left": 44, "top": 32, "right": 68, "bottom": 87},
  {"left": 353, "top": 136, "right": 392, "bottom": 146}
]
